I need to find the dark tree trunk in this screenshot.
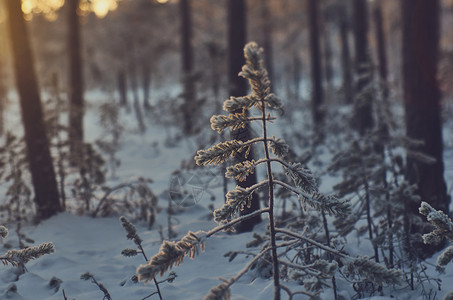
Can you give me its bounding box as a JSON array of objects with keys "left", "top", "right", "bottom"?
[
  {"left": 128, "top": 46, "right": 146, "bottom": 134},
  {"left": 117, "top": 69, "right": 128, "bottom": 108},
  {"left": 0, "top": 54, "right": 5, "bottom": 137},
  {"left": 353, "top": 0, "right": 373, "bottom": 134},
  {"left": 180, "top": 0, "right": 195, "bottom": 134},
  {"left": 228, "top": 0, "right": 261, "bottom": 232},
  {"left": 339, "top": 18, "right": 353, "bottom": 104},
  {"left": 68, "top": 0, "right": 84, "bottom": 165},
  {"left": 142, "top": 62, "right": 152, "bottom": 109},
  {"left": 262, "top": 0, "right": 274, "bottom": 87},
  {"left": 5, "top": 0, "right": 61, "bottom": 220},
  {"left": 308, "top": 0, "right": 324, "bottom": 128},
  {"left": 373, "top": 0, "right": 393, "bottom": 266},
  {"left": 293, "top": 52, "right": 302, "bottom": 103},
  {"left": 373, "top": 1, "right": 388, "bottom": 82},
  {"left": 402, "top": 0, "right": 449, "bottom": 213},
  {"left": 323, "top": 25, "right": 333, "bottom": 90}
]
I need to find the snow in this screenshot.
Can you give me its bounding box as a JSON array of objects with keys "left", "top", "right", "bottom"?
[{"left": 0, "top": 92, "right": 452, "bottom": 299}]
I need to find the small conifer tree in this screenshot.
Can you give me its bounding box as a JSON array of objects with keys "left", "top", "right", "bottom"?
[{"left": 136, "top": 42, "right": 404, "bottom": 300}]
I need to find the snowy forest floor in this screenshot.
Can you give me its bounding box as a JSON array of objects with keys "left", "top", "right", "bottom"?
[{"left": 0, "top": 92, "right": 453, "bottom": 300}]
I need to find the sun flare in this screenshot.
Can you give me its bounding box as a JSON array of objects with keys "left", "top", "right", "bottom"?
[
  {"left": 90, "top": 0, "right": 118, "bottom": 18},
  {"left": 20, "top": 0, "right": 119, "bottom": 20},
  {"left": 21, "top": 0, "right": 64, "bottom": 21}
]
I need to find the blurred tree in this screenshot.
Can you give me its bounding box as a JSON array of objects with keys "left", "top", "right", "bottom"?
[
  {"left": 228, "top": 0, "right": 261, "bottom": 233},
  {"left": 5, "top": 0, "right": 61, "bottom": 220},
  {"left": 308, "top": 0, "right": 324, "bottom": 130},
  {"left": 117, "top": 69, "right": 128, "bottom": 107},
  {"left": 0, "top": 23, "right": 6, "bottom": 136},
  {"left": 402, "top": 0, "right": 449, "bottom": 214},
  {"left": 261, "top": 0, "right": 274, "bottom": 86},
  {"left": 373, "top": 0, "right": 388, "bottom": 84},
  {"left": 352, "top": 0, "right": 373, "bottom": 134},
  {"left": 68, "top": 0, "right": 84, "bottom": 165},
  {"left": 338, "top": 4, "right": 353, "bottom": 104},
  {"left": 142, "top": 59, "right": 152, "bottom": 110},
  {"left": 323, "top": 24, "right": 333, "bottom": 91},
  {"left": 180, "top": 0, "right": 195, "bottom": 134},
  {"left": 128, "top": 41, "right": 146, "bottom": 133}
]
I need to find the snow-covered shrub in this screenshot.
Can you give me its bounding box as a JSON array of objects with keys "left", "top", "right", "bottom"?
[
  {"left": 120, "top": 216, "right": 169, "bottom": 300},
  {"left": 328, "top": 63, "right": 438, "bottom": 294},
  {"left": 96, "top": 101, "right": 124, "bottom": 179},
  {"left": 0, "top": 132, "right": 33, "bottom": 223},
  {"left": 92, "top": 177, "right": 158, "bottom": 228}
]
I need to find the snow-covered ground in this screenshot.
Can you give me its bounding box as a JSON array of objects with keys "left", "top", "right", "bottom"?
[{"left": 0, "top": 92, "right": 452, "bottom": 300}]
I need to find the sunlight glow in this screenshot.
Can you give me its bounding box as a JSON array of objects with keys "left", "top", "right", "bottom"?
[
  {"left": 156, "top": 0, "right": 169, "bottom": 3},
  {"left": 89, "top": 0, "right": 119, "bottom": 18},
  {"left": 21, "top": 0, "right": 64, "bottom": 21},
  {"left": 20, "top": 0, "right": 119, "bottom": 20}
]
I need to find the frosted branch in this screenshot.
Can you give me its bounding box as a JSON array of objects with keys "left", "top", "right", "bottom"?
[{"left": 274, "top": 180, "right": 350, "bottom": 217}]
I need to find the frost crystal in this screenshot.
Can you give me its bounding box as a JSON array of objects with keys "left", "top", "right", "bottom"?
[
  {"left": 225, "top": 160, "right": 256, "bottom": 182},
  {"left": 137, "top": 231, "right": 206, "bottom": 282},
  {"left": 195, "top": 140, "right": 247, "bottom": 166},
  {"left": 120, "top": 216, "right": 143, "bottom": 246},
  {"left": 268, "top": 136, "right": 289, "bottom": 158},
  {"left": 203, "top": 282, "right": 231, "bottom": 300},
  {"left": 213, "top": 186, "right": 254, "bottom": 225},
  {"left": 3, "top": 242, "right": 55, "bottom": 266},
  {"left": 285, "top": 162, "right": 317, "bottom": 193},
  {"left": 345, "top": 256, "right": 404, "bottom": 285}
]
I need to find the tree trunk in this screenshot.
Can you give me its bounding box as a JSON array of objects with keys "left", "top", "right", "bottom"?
[
  {"left": 117, "top": 69, "right": 128, "bottom": 108},
  {"left": 228, "top": 0, "right": 261, "bottom": 232},
  {"left": 180, "top": 0, "right": 195, "bottom": 135},
  {"left": 323, "top": 25, "right": 333, "bottom": 90},
  {"left": 0, "top": 54, "right": 5, "bottom": 137},
  {"left": 293, "top": 52, "right": 302, "bottom": 103},
  {"left": 262, "top": 0, "right": 274, "bottom": 87},
  {"left": 308, "top": 0, "right": 324, "bottom": 128},
  {"left": 68, "top": 0, "right": 84, "bottom": 165},
  {"left": 402, "top": 0, "right": 449, "bottom": 213},
  {"left": 339, "top": 17, "right": 353, "bottom": 104},
  {"left": 5, "top": 0, "right": 61, "bottom": 220},
  {"left": 352, "top": 0, "right": 373, "bottom": 134},
  {"left": 373, "top": 1, "right": 388, "bottom": 82},
  {"left": 142, "top": 62, "right": 152, "bottom": 110}
]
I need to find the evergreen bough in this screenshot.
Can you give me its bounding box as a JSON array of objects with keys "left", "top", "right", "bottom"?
[
  {"left": 0, "top": 225, "right": 55, "bottom": 268},
  {"left": 420, "top": 202, "right": 453, "bottom": 269}
]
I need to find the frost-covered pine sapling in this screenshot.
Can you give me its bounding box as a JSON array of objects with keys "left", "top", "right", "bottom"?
[
  {"left": 120, "top": 216, "right": 163, "bottom": 300},
  {"left": 80, "top": 272, "right": 112, "bottom": 300},
  {"left": 135, "top": 42, "right": 352, "bottom": 299}
]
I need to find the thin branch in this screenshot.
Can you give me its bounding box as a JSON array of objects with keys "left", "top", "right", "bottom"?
[
  {"left": 248, "top": 116, "right": 277, "bottom": 122},
  {"left": 207, "top": 208, "right": 269, "bottom": 238},
  {"left": 92, "top": 181, "right": 144, "bottom": 217},
  {"left": 280, "top": 284, "right": 318, "bottom": 300},
  {"left": 206, "top": 247, "right": 271, "bottom": 297},
  {"left": 275, "top": 228, "right": 348, "bottom": 260}
]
